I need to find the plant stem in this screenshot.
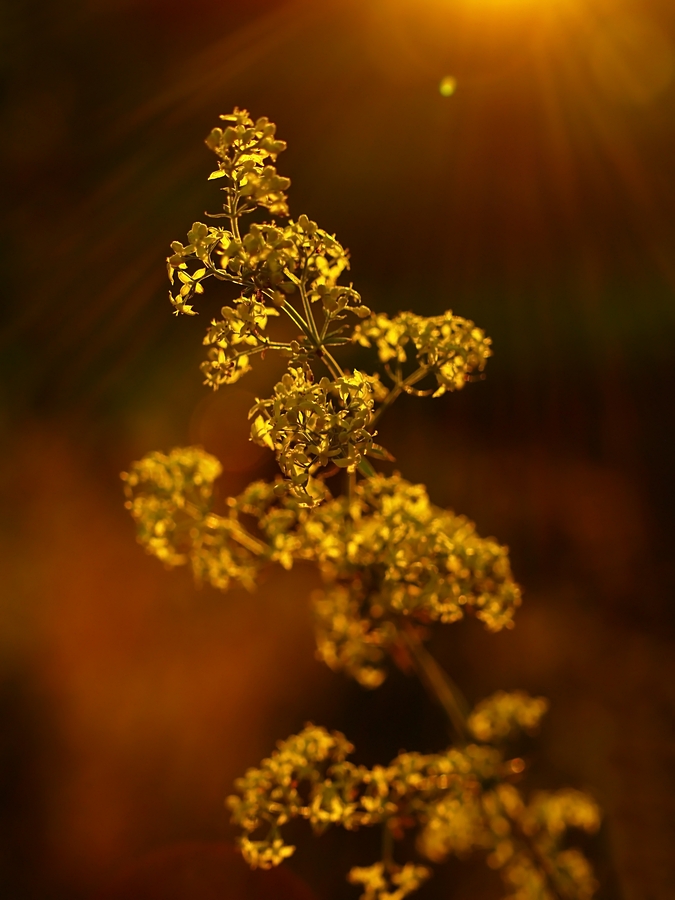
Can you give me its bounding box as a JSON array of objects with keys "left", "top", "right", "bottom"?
[
  {"left": 218, "top": 342, "right": 292, "bottom": 367},
  {"left": 370, "top": 367, "right": 429, "bottom": 428},
  {"left": 299, "top": 279, "right": 322, "bottom": 345},
  {"left": 382, "top": 820, "right": 394, "bottom": 870},
  {"left": 490, "top": 773, "right": 568, "bottom": 900},
  {"left": 228, "top": 190, "right": 242, "bottom": 242},
  {"left": 320, "top": 347, "right": 344, "bottom": 380},
  {"left": 218, "top": 519, "right": 269, "bottom": 556},
  {"left": 275, "top": 297, "right": 315, "bottom": 344},
  {"left": 515, "top": 828, "right": 568, "bottom": 900},
  {"left": 400, "top": 624, "right": 470, "bottom": 743}
]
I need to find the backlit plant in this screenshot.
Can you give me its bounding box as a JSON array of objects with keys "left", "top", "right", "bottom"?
[{"left": 123, "top": 109, "right": 600, "bottom": 900}]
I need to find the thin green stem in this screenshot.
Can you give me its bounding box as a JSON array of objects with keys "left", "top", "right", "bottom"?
[
  {"left": 208, "top": 342, "right": 292, "bottom": 371},
  {"left": 209, "top": 269, "right": 247, "bottom": 288},
  {"left": 181, "top": 506, "right": 267, "bottom": 558},
  {"left": 221, "top": 520, "right": 269, "bottom": 556},
  {"left": 299, "top": 280, "right": 321, "bottom": 345},
  {"left": 244, "top": 341, "right": 292, "bottom": 356},
  {"left": 299, "top": 259, "right": 320, "bottom": 342},
  {"left": 319, "top": 310, "right": 332, "bottom": 341},
  {"left": 273, "top": 296, "right": 315, "bottom": 344},
  {"left": 320, "top": 347, "right": 344, "bottom": 380},
  {"left": 400, "top": 624, "right": 470, "bottom": 743},
  {"left": 228, "top": 190, "right": 242, "bottom": 242},
  {"left": 370, "top": 367, "right": 429, "bottom": 428},
  {"left": 264, "top": 341, "right": 295, "bottom": 351},
  {"left": 281, "top": 269, "right": 322, "bottom": 349}
]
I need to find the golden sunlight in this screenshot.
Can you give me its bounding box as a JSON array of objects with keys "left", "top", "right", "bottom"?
[{"left": 588, "top": 12, "right": 675, "bottom": 105}]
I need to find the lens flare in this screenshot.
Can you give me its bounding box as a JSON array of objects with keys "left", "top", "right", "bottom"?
[{"left": 439, "top": 75, "right": 458, "bottom": 96}]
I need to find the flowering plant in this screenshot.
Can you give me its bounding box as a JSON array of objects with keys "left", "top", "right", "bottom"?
[{"left": 123, "top": 109, "right": 599, "bottom": 900}]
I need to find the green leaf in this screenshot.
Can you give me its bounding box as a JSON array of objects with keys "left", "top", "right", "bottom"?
[
  {"left": 357, "top": 458, "right": 376, "bottom": 477},
  {"left": 366, "top": 444, "right": 395, "bottom": 462}
]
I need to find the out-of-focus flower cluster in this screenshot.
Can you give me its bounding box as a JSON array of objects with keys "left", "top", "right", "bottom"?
[
  {"left": 468, "top": 691, "right": 549, "bottom": 744},
  {"left": 122, "top": 448, "right": 264, "bottom": 591},
  {"left": 123, "top": 450, "right": 521, "bottom": 686},
  {"left": 348, "top": 862, "right": 431, "bottom": 900},
  {"left": 227, "top": 713, "right": 599, "bottom": 900},
  {"left": 242, "top": 472, "right": 522, "bottom": 686},
  {"left": 122, "top": 447, "right": 222, "bottom": 567}
]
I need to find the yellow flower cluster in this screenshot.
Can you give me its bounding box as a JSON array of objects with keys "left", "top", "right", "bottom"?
[
  {"left": 249, "top": 368, "right": 376, "bottom": 502},
  {"left": 227, "top": 722, "right": 501, "bottom": 863},
  {"left": 306, "top": 474, "right": 521, "bottom": 623},
  {"left": 354, "top": 310, "right": 492, "bottom": 396},
  {"left": 468, "top": 691, "right": 549, "bottom": 743},
  {"left": 122, "top": 447, "right": 265, "bottom": 591},
  {"left": 348, "top": 862, "right": 431, "bottom": 900},
  {"left": 227, "top": 724, "right": 356, "bottom": 869},
  {"left": 500, "top": 847, "right": 597, "bottom": 900},
  {"left": 228, "top": 715, "right": 599, "bottom": 900},
  {"left": 161, "top": 110, "right": 498, "bottom": 504},
  {"left": 124, "top": 450, "right": 522, "bottom": 686},
  {"left": 311, "top": 584, "right": 395, "bottom": 688},
  {"left": 124, "top": 110, "right": 601, "bottom": 900},
  {"left": 420, "top": 779, "right": 600, "bottom": 899},
  {"left": 121, "top": 447, "right": 223, "bottom": 567},
  {"left": 204, "top": 107, "right": 290, "bottom": 215},
  {"left": 201, "top": 298, "right": 279, "bottom": 388},
  {"left": 291, "top": 474, "right": 521, "bottom": 685}
]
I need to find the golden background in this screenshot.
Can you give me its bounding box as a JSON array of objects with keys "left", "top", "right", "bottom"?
[{"left": 1, "top": 0, "right": 674, "bottom": 897}]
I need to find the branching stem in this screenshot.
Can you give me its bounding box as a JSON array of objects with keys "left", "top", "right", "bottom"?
[
  {"left": 218, "top": 519, "right": 269, "bottom": 556},
  {"left": 274, "top": 296, "right": 314, "bottom": 344},
  {"left": 370, "top": 367, "right": 429, "bottom": 428},
  {"left": 400, "top": 624, "right": 470, "bottom": 743},
  {"left": 227, "top": 190, "right": 242, "bottom": 242},
  {"left": 298, "top": 276, "right": 322, "bottom": 345},
  {"left": 320, "top": 347, "right": 344, "bottom": 380}
]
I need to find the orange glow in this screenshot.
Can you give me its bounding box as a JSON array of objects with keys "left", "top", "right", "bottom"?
[
  {"left": 589, "top": 12, "right": 674, "bottom": 104},
  {"left": 4, "top": 0, "right": 675, "bottom": 896},
  {"left": 189, "top": 388, "right": 266, "bottom": 473}
]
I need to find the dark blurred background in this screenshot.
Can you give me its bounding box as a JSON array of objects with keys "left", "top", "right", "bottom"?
[{"left": 1, "top": 0, "right": 675, "bottom": 898}]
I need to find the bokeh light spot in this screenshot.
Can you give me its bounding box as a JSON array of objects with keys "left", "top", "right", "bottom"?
[{"left": 439, "top": 75, "right": 458, "bottom": 96}]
